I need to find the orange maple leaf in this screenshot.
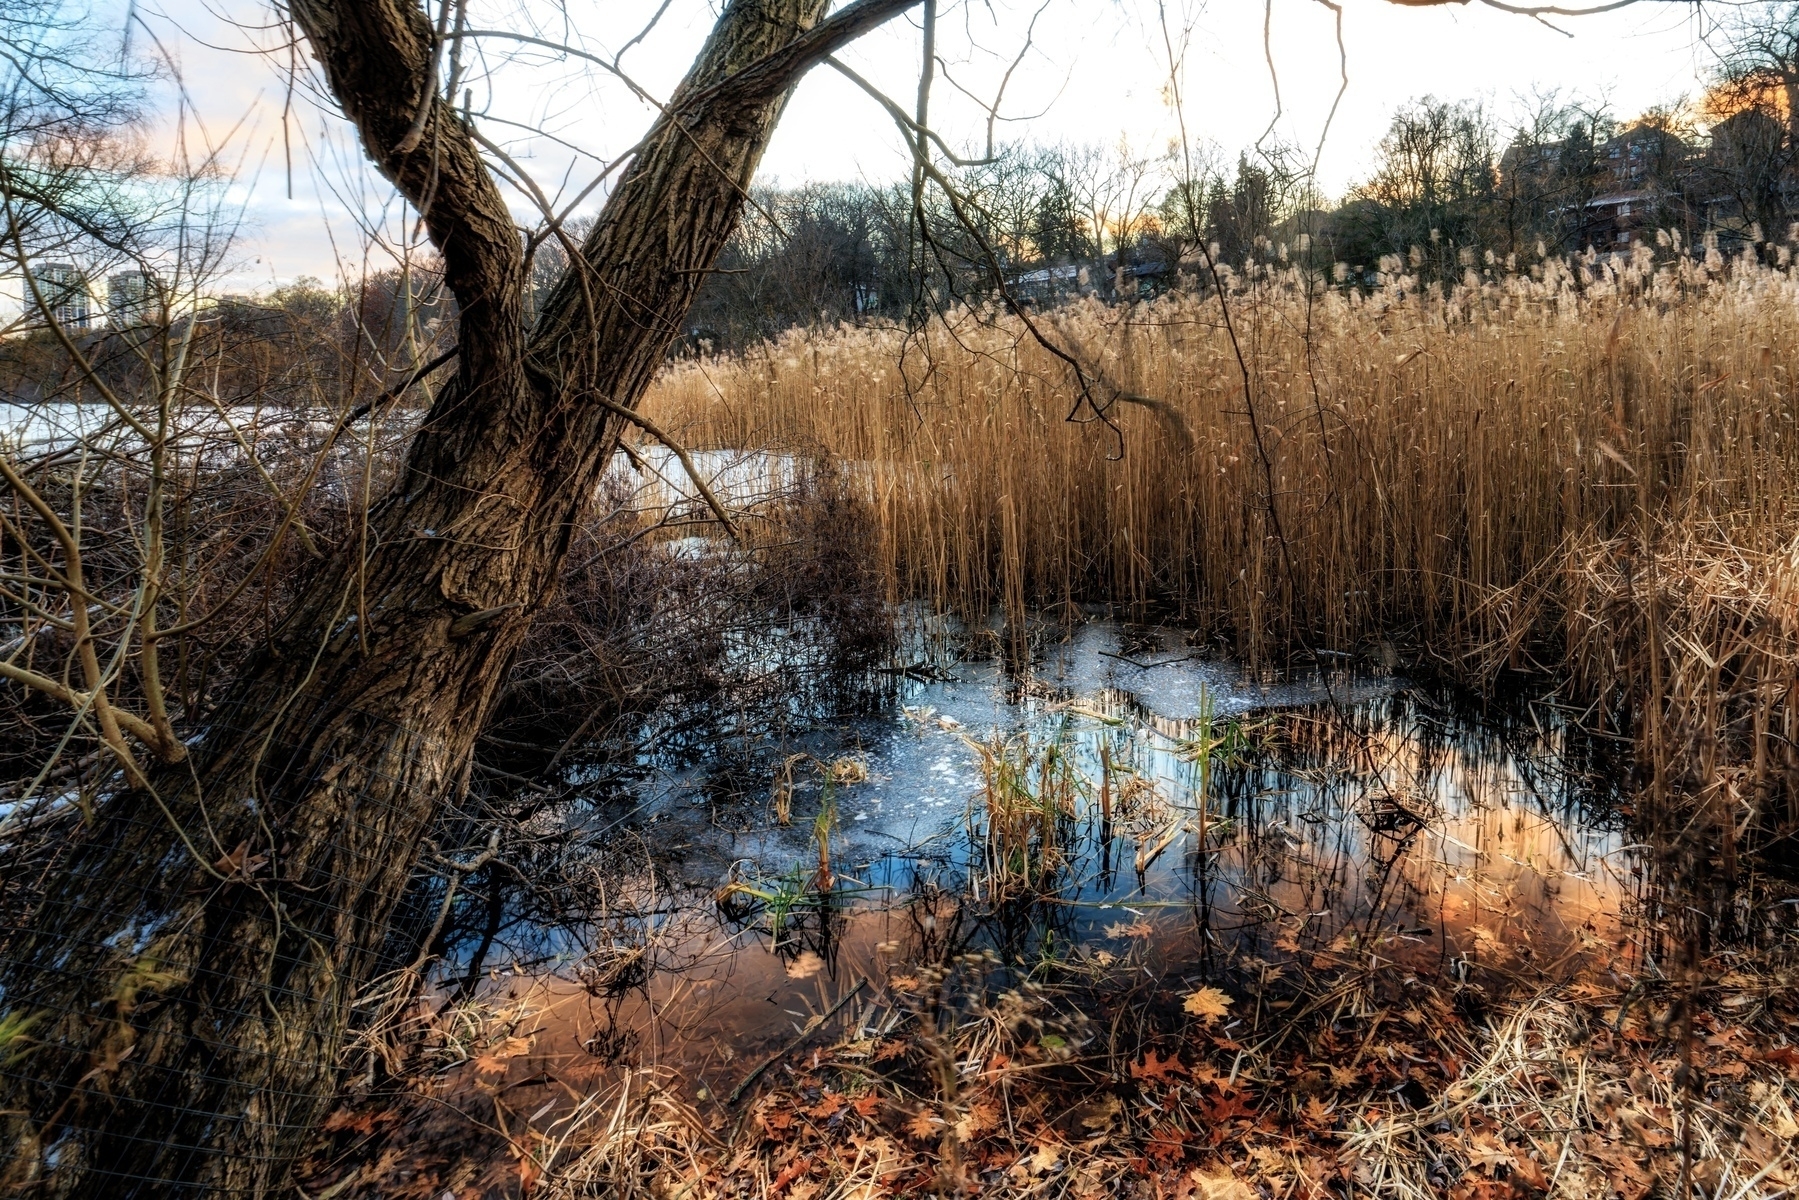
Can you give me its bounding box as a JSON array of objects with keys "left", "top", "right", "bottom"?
[
  {"left": 871, "top": 1040, "right": 909, "bottom": 1062},
  {"left": 1511, "top": 1152, "right": 1550, "bottom": 1191},
  {"left": 1145, "top": 1123, "right": 1189, "bottom": 1164},
  {"left": 953, "top": 1099, "right": 1000, "bottom": 1140},
  {"left": 770, "top": 1156, "right": 812, "bottom": 1193},
  {"left": 1465, "top": 1133, "right": 1515, "bottom": 1175},
  {"left": 905, "top": 1108, "right": 940, "bottom": 1140},
  {"left": 806, "top": 1091, "right": 846, "bottom": 1120},
  {"left": 319, "top": 1108, "right": 377, "bottom": 1135},
  {"left": 1131, "top": 1049, "right": 1188, "bottom": 1082}
]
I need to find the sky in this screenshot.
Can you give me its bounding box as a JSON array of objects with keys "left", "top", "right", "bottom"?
[{"left": 112, "top": 0, "right": 1724, "bottom": 290}]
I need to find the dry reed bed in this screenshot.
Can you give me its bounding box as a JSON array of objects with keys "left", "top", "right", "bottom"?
[{"left": 645, "top": 245, "right": 1799, "bottom": 842}]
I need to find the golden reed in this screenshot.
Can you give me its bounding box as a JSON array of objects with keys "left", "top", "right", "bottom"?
[{"left": 646, "top": 242, "right": 1799, "bottom": 832}]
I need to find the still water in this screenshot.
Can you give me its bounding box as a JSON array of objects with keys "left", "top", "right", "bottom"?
[{"left": 444, "top": 617, "right": 1640, "bottom": 1105}]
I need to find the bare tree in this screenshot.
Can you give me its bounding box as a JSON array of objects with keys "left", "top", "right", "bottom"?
[
  {"left": 0, "top": 1, "right": 922, "bottom": 1193},
  {"left": 1704, "top": 4, "right": 1799, "bottom": 240},
  {"left": 1709, "top": 1, "right": 1799, "bottom": 149}
]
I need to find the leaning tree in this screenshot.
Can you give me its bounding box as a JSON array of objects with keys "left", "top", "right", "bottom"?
[
  {"left": 0, "top": 0, "right": 923, "bottom": 1193},
  {"left": 0, "top": 0, "right": 1651, "bottom": 1194}
]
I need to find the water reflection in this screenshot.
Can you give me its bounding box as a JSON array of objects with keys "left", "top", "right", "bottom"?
[{"left": 428, "top": 619, "right": 1641, "bottom": 1111}]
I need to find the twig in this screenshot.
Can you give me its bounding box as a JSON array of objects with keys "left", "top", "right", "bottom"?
[
  {"left": 592, "top": 396, "right": 743, "bottom": 544},
  {"left": 728, "top": 979, "right": 867, "bottom": 1104}
]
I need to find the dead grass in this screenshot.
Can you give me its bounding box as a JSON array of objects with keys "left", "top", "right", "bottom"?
[{"left": 331, "top": 912, "right": 1794, "bottom": 1200}]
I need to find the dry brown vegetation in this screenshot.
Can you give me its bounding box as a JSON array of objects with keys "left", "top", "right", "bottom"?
[{"left": 644, "top": 241, "right": 1799, "bottom": 854}]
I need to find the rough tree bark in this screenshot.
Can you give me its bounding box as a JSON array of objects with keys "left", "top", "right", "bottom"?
[{"left": 0, "top": 1, "right": 919, "bottom": 1194}]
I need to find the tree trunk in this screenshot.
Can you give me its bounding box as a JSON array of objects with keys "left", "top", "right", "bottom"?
[{"left": 0, "top": 1, "right": 917, "bottom": 1194}]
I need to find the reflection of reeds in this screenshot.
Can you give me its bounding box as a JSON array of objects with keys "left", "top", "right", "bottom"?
[{"left": 646, "top": 251, "right": 1799, "bottom": 855}]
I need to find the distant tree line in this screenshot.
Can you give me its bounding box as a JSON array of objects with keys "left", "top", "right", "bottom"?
[
  {"left": 10, "top": 8, "right": 1795, "bottom": 367},
  {"left": 663, "top": 4, "right": 1799, "bottom": 351}
]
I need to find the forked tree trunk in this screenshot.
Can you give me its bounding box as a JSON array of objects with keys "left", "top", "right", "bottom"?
[{"left": 0, "top": 1, "right": 916, "bottom": 1194}]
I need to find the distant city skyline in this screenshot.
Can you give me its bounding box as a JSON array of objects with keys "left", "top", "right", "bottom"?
[{"left": 84, "top": 2, "right": 1728, "bottom": 291}]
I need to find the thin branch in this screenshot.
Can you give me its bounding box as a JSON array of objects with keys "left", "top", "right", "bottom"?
[
  {"left": 590, "top": 397, "right": 743, "bottom": 544},
  {"left": 1311, "top": 0, "right": 1349, "bottom": 175}
]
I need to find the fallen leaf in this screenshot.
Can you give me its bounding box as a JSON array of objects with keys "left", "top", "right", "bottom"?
[
  {"left": 1078, "top": 1094, "right": 1122, "bottom": 1131},
  {"left": 1183, "top": 987, "right": 1234, "bottom": 1023},
  {"left": 771, "top": 1156, "right": 811, "bottom": 1193},
  {"left": 1511, "top": 1152, "right": 1549, "bottom": 1191},
  {"left": 1131, "top": 1049, "right": 1188, "bottom": 1082},
  {"left": 1146, "top": 1123, "right": 1189, "bottom": 1164},
  {"left": 1188, "top": 1165, "right": 1256, "bottom": 1200},
  {"left": 786, "top": 951, "right": 825, "bottom": 979},
  {"left": 828, "top": 757, "right": 868, "bottom": 784},
  {"left": 1205, "top": 1092, "right": 1256, "bottom": 1123},
  {"left": 1105, "top": 919, "right": 1154, "bottom": 939},
  {"left": 904, "top": 1108, "right": 939, "bottom": 1140},
  {"left": 319, "top": 1108, "right": 378, "bottom": 1135},
  {"left": 1465, "top": 1133, "right": 1515, "bottom": 1174},
  {"left": 806, "top": 1092, "right": 845, "bottom": 1120},
  {"left": 953, "top": 1099, "right": 1000, "bottom": 1140}
]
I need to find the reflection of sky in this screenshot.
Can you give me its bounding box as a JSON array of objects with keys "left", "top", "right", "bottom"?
[
  {"left": 626, "top": 618, "right": 1633, "bottom": 979},
  {"left": 477, "top": 619, "right": 1636, "bottom": 1114},
  {"left": 88, "top": 0, "right": 1719, "bottom": 292}
]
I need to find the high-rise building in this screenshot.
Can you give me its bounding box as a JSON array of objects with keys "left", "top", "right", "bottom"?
[
  {"left": 107, "top": 269, "right": 157, "bottom": 327},
  {"left": 29, "top": 261, "right": 90, "bottom": 330}
]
